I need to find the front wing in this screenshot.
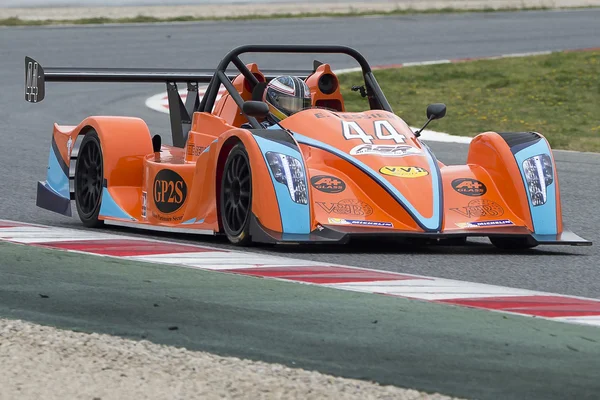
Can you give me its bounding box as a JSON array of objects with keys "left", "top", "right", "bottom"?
[{"left": 249, "top": 215, "right": 590, "bottom": 246}]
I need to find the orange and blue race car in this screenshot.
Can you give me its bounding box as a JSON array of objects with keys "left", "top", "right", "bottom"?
[{"left": 25, "top": 44, "right": 591, "bottom": 249}]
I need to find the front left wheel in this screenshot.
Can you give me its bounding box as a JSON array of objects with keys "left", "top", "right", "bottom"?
[
  {"left": 220, "top": 143, "right": 252, "bottom": 245},
  {"left": 74, "top": 130, "right": 104, "bottom": 228}
]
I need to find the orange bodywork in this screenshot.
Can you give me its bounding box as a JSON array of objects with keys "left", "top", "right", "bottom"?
[{"left": 41, "top": 62, "right": 568, "bottom": 244}]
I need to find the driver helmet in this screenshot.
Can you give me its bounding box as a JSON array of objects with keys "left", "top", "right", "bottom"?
[{"left": 263, "top": 76, "right": 311, "bottom": 121}]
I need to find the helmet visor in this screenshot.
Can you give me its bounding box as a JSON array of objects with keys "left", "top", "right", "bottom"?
[{"left": 277, "top": 96, "right": 312, "bottom": 116}]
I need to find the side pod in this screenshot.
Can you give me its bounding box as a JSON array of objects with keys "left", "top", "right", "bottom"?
[{"left": 467, "top": 131, "right": 561, "bottom": 235}]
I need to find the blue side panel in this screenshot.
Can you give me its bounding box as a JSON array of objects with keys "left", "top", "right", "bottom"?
[
  {"left": 293, "top": 133, "right": 442, "bottom": 232},
  {"left": 513, "top": 140, "right": 558, "bottom": 235},
  {"left": 182, "top": 218, "right": 205, "bottom": 225},
  {"left": 99, "top": 188, "right": 135, "bottom": 221},
  {"left": 252, "top": 135, "right": 311, "bottom": 234},
  {"left": 46, "top": 149, "right": 70, "bottom": 199}
]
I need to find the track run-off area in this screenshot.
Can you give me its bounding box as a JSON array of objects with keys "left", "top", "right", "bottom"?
[
  {"left": 2, "top": 220, "right": 600, "bottom": 399},
  {"left": 1, "top": 8, "right": 599, "bottom": 399}
]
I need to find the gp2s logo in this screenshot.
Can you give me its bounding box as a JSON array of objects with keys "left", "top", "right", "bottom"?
[{"left": 153, "top": 169, "right": 187, "bottom": 213}]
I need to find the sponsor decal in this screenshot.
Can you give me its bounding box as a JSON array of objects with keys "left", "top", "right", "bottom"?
[
  {"left": 349, "top": 144, "right": 421, "bottom": 157},
  {"left": 450, "top": 199, "right": 504, "bottom": 218},
  {"left": 141, "top": 191, "right": 147, "bottom": 219},
  {"left": 66, "top": 136, "right": 73, "bottom": 159},
  {"left": 328, "top": 217, "right": 393, "bottom": 228},
  {"left": 310, "top": 175, "right": 346, "bottom": 193},
  {"left": 153, "top": 169, "right": 187, "bottom": 214},
  {"left": 150, "top": 212, "right": 184, "bottom": 223},
  {"left": 455, "top": 219, "right": 514, "bottom": 228},
  {"left": 338, "top": 112, "right": 391, "bottom": 120},
  {"left": 317, "top": 199, "right": 373, "bottom": 216},
  {"left": 186, "top": 143, "right": 206, "bottom": 157},
  {"left": 452, "top": 178, "right": 487, "bottom": 196},
  {"left": 379, "top": 166, "right": 429, "bottom": 178},
  {"left": 314, "top": 111, "right": 393, "bottom": 119}
]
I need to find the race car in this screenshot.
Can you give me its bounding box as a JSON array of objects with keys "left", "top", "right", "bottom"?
[{"left": 25, "top": 44, "right": 591, "bottom": 249}]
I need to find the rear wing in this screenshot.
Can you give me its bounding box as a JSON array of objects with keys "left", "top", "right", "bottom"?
[
  {"left": 24, "top": 56, "right": 311, "bottom": 147},
  {"left": 25, "top": 45, "right": 390, "bottom": 148}
]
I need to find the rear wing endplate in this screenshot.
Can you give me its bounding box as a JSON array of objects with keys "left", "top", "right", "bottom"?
[{"left": 25, "top": 57, "right": 45, "bottom": 103}]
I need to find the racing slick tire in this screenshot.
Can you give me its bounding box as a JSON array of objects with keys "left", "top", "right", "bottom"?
[
  {"left": 490, "top": 236, "right": 537, "bottom": 250},
  {"left": 220, "top": 143, "right": 252, "bottom": 246},
  {"left": 74, "top": 130, "right": 104, "bottom": 228}
]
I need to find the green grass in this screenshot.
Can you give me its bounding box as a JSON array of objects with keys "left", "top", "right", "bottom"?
[
  {"left": 339, "top": 51, "right": 600, "bottom": 152},
  {"left": 0, "top": 7, "right": 564, "bottom": 26}
]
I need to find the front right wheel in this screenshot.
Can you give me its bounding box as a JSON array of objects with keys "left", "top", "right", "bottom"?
[{"left": 220, "top": 143, "right": 252, "bottom": 245}]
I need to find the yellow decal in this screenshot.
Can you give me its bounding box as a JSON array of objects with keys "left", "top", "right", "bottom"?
[{"left": 379, "top": 166, "right": 429, "bottom": 178}]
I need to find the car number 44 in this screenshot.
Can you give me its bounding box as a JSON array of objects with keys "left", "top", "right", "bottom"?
[{"left": 342, "top": 120, "right": 405, "bottom": 144}]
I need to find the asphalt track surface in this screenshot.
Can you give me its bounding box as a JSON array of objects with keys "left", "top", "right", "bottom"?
[
  {"left": 1, "top": 9, "right": 599, "bottom": 299},
  {"left": 2, "top": 241, "right": 600, "bottom": 400}
]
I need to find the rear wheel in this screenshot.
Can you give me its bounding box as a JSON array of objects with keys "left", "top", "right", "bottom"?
[
  {"left": 490, "top": 236, "right": 537, "bottom": 250},
  {"left": 74, "top": 130, "right": 104, "bottom": 228},
  {"left": 220, "top": 143, "right": 252, "bottom": 245}
]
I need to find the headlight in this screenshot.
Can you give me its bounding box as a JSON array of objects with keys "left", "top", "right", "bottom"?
[
  {"left": 522, "top": 154, "right": 553, "bottom": 206},
  {"left": 266, "top": 152, "right": 308, "bottom": 204}
]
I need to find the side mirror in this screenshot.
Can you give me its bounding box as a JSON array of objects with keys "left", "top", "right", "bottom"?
[
  {"left": 426, "top": 103, "right": 446, "bottom": 120},
  {"left": 414, "top": 103, "right": 447, "bottom": 137},
  {"left": 242, "top": 100, "right": 269, "bottom": 118}
]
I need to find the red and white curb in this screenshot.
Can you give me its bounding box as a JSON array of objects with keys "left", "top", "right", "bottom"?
[
  {"left": 144, "top": 47, "right": 600, "bottom": 145},
  {"left": 2, "top": 219, "right": 600, "bottom": 327}
]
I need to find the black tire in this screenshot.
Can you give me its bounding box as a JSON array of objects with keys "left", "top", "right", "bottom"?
[
  {"left": 490, "top": 236, "right": 537, "bottom": 250},
  {"left": 74, "top": 130, "right": 104, "bottom": 228},
  {"left": 220, "top": 143, "right": 252, "bottom": 245}
]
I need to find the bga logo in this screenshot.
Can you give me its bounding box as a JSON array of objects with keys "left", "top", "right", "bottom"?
[
  {"left": 450, "top": 199, "right": 504, "bottom": 218},
  {"left": 153, "top": 169, "right": 187, "bottom": 213},
  {"left": 310, "top": 175, "right": 346, "bottom": 193},
  {"left": 349, "top": 144, "right": 421, "bottom": 157},
  {"left": 451, "top": 178, "right": 487, "bottom": 196},
  {"left": 317, "top": 199, "right": 374, "bottom": 216},
  {"left": 379, "top": 166, "right": 429, "bottom": 178}
]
